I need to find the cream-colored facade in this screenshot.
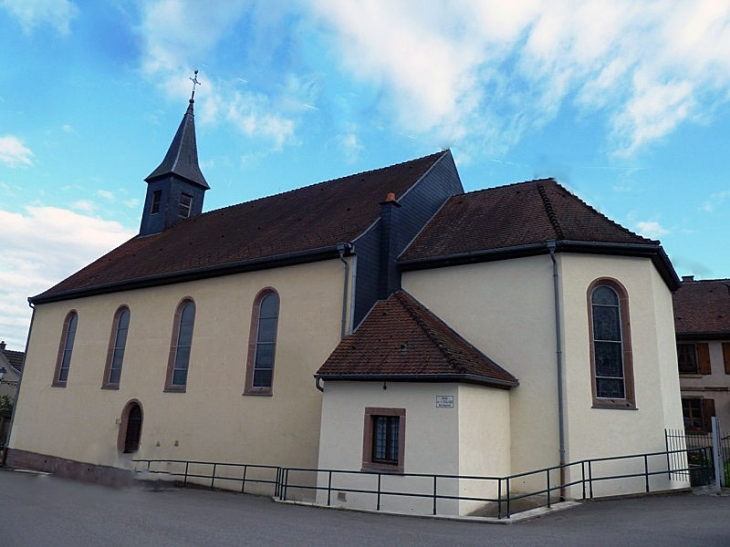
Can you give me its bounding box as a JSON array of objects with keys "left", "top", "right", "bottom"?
[
  {"left": 316, "top": 382, "right": 510, "bottom": 515},
  {"left": 680, "top": 341, "right": 730, "bottom": 428},
  {"left": 10, "top": 258, "right": 352, "bottom": 473}
]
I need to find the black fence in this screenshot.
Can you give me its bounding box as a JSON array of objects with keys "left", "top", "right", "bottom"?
[
  {"left": 665, "top": 428, "right": 730, "bottom": 487},
  {"left": 135, "top": 442, "right": 696, "bottom": 519}
]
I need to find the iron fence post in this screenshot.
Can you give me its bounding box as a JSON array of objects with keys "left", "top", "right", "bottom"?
[
  {"left": 377, "top": 474, "right": 382, "bottom": 511},
  {"left": 546, "top": 469, "right": 551, "bottom": 508},
  {"left": 241, "top": 465, "right": 248, "bottom": 494},
  {"left": 581, "top": 461, "right": 586, "bottom": 500},
  {"left": 184, "top": 461, "right": 189, "bottom": 487},
  {"left": 588, "top": 460, "right": 593, "bottom": 499},
  {"left": 506, "top": 476, "right": 511, "bottom": 518},
  {"left": 327, "top": 471, "right": 333, "bottom": 507},
  {"left": 432, "top": 476, "right": 437, "bottom": 515},
  {"left": 211, "top": 463, "right": 217, "bottom": 489},
  {"left": 643, "top": 455, "right": 649, "bottom": 492},
  {"left": 497, "top": 478, "right": 502, "bottom": 520}
]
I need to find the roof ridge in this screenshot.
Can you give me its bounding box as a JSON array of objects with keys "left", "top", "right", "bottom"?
[
  {"left": 537, "top": 182, "right": 565, "bottom": 240},
  {"left": 394, "top": 291, "right": 464, "bottom": 373},
  {"left": 544, "top": 179, "right": 657, "bottom": 244},
  {"left": 182, "top": 150, "right": 449, "bottom": 218}
]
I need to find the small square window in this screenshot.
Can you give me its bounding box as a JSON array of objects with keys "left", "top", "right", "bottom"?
[
  {"left": 362, "top": 407, "right": 405, "bottom": 473},
  {"left": 179, "top": 193, "right": 193, "bottom": 218},
  {"left": 150, "top": 190, "right": 162, "bottom": 214}
]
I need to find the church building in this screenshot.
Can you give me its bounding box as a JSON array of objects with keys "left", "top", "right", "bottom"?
[{"left": 7, "top": 89, "right": 686, "bottom": 515}]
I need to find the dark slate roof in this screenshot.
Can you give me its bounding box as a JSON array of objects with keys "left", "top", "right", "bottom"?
[
  {"left": 400, "top": 178, "right": 680, "bottom": 290},
  {"left": 32, "top": 151, "right": 449, "bottom": 303},
  {"left": 673, "top": 278, "right": 730, "bottom": 338},
  {"left": 316, "top": 290, "right": 518, "bottom": 389},
  {"left": 0, "top": 347, "right": 24, "bottom": 373},
  {"left": 145, "top": 100, "right": 209, "bottom": 189}
]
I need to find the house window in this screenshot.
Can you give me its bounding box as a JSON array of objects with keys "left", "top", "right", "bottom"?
[
  {"left": 53, "top": 311, "right": 78, "bottom": 386},
  {"left": 118, "top": 400, "right": 143, "bottom": 453},
  {"left": 165, "top": 299, "right": 195, "bottom": 391},
  {"left": 244, "top": 289, "right": 280, "bottom": 395},
  {"left": 150, "top": 190, "right": 162, "bottom": 214},
  {"left": 103, "top": 307, "right": 130, "bottom": 388},
  {"left": 179, "top": 193, "right": 193, "bottom": 218},
  {"left": 362, "top": 407, "right": 405, "bottom": 473},
  {"left": 677, "top": 343, "right": 711, "bottom": 375},
  {"left": 682, "top": 397, "right": 715, "bottom": 432},
  {"left": 588, "top": 279, "right": 635, "bottom": 409}
]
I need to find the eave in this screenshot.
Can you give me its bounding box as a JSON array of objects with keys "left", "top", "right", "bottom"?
[
  {"left": 31, "top": 243, "right": 353, "bottom": 305},
  {"left": 399, "top": 240, "right": 681, "bottom": 291},
  {"left": 314, "top": 372, "right": 518, "bottom": 390}
]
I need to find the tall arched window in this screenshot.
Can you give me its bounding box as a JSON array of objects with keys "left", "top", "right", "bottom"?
[
  {"left": 588, "top": 279, "right": 635, "bottom": 409},
  {"left": 244, "top": 289, "right": 280, "bottom": 395},
  {"left": 103, "top": 306, "right": 130, "bottom": 388},
  {"left": 165, "top": 299, "right": 196, "bottom": 391},
  {"left": 53, "top": 310, "right": 78, "bottom": 386}
]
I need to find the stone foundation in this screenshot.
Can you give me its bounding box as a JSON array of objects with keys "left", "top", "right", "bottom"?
[{"left": 5, "top": 448, "right": 135, "bottom": 487}]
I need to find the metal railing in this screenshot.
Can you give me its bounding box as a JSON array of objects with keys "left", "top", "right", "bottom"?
[
  {"left": 133, "top": 458, "right": 282, "bottom": 496},
  {"left": 134, "top": 444, "right": 697, "bottom": 520}
]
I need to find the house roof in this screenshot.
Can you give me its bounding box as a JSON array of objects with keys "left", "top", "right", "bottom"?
[
  {"left": 316, "top": 290, "right": 518, "bottom": 389},
  {"left": 399, "top": 178, "right": 680, "bottom": 290},
  {"left": 0, "top": 345, "right": 24, "bottom": 374},
  {"left": 673, "top": 278, "right": 730, "bottom": 339},
  {"left": 32, "top": 151, "right": 449, "bottom": 303},
  {"left": 145, "top": 99, "right": 209, "bottom": 189}
]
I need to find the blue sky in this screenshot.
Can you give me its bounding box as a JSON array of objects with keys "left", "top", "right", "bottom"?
[{"left": 1, "top": 0, "right": 729, "bottom": 348}]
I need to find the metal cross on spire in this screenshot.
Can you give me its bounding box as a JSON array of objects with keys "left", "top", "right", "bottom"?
[{"left": 190, "top": 70, "right": 201, "bottom": 101}]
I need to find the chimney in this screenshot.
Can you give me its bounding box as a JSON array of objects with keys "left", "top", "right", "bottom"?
[
  {"left": 0, "top": 341, "right": 5, "bottom": 350},
  {"left": 378, "top": 192, "right": 402, "bottom": 299},
  {"left": 682, "top": 275, "right": 695, "bottom": 283}
]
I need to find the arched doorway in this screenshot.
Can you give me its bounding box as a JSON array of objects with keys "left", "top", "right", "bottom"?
[{"left": 118, "top": 400, "right": 143, "bottom": 454}]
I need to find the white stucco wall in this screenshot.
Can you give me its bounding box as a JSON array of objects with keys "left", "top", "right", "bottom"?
[
  {"left": 680, "top": 340, "right": 730, "bottom": 429},
  {"left": 404, "top": 252, "right": 686, "bottom": 499},
  {"left": 403, "top": 255, "right": 559, "bottom": 480},
  {"left": 10, "top": 258, "right": 352, "bottom": 479},
  {"left": 316, "top": 381, "right": 510, "bottom": 516}
]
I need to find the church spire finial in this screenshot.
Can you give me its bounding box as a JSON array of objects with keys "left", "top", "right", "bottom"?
[{"left": 189, "top": 70, "right": 201, "bottom": 102}]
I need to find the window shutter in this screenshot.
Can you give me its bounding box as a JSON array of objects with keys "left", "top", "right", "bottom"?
[
  {"left": 723, "top": 343, "right": 730, "bottom": 375},
  {"left": 702, "top": 398, "right": 716, "bottom": 432},
  {"left": 697, "top": 343, "right": 711, "bottom": 375}
]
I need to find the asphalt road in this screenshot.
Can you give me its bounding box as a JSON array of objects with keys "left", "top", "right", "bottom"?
[{"left": 2, "top": 469, "right": 728, "bottom": 546}]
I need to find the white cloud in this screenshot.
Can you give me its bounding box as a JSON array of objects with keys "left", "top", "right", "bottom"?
[
  {"left": 96, "top": 190, "right": 116, "bottom": 201},
  {"left": 0, "top": 0, "right": 78, "bottom": 35},
  {"left": 0, "top": 206, "right": 135, "bottom": 348},
  {"left": 0, "top": 135, "right": 33, "bottom": 167},
  {"left": 635, "top": 220, "right": 669, "bottom": 239},
  {"left": 337, "top": 131, "right": 363, "bottom": 163},
  {"left": 226, "top": 91, "right": 295, "bottom": 150},
  {"left": 701, "top": 190, "right": 730, "bottom": 212},
  {"left": 71, "top": 200, "right": 95, "bottom": 213},
  {"left": 307, "top": 0, "right": 730, "bottom": 157}
]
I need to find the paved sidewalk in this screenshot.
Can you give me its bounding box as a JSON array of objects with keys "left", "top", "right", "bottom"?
[{"left": 2, "top": 469, "right": 728, "bottom": 546}]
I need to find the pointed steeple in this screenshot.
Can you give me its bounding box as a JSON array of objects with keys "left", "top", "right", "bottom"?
[
  {"left": 144, "top": 98, "right": 209, "bottom": 189},
  {"left": 139, "top": 71, "right": 209, "bottom": 236}
]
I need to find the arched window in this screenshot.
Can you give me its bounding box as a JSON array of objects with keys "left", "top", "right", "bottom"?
[
  {"left": 244, "top": 289, "right": 280, "bottom": 395},
  {"left": 588, "top": 279, "right": 635, "bottom": 409},
  {"left": 53, "top": 311, "right": 78, "bottom": 386},
  {"left": 103, "top": 306, "right": 130, "bottom": 388},
  {"left": 165, "top": 299, "right": 196, "bottom": 391},
  {"left": 118, "top": 400, "right": 143, "bottom": 454}
]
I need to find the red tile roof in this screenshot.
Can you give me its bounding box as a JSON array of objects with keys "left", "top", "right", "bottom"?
[
  {"left": 401, "top": 178, "right": 655, "bottom": 261},
  {"left": 673, "top": 278, "right": 730, "bottom": 338},
  {"left": 33, "top": 151, "right": 448, "bottom": 303},
  {"left": 316, "top": 291, "right": 518, "bottom": 388}
]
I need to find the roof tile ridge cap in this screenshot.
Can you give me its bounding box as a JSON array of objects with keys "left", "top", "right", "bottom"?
[
  {"left": 212, "top": 151, "right": 448, "bottom": 213},
  {"left": 549, "top": 179, "right": 658, "bottom": 244},
  {"left": 394, "top": 291, "right": 463, "bottom": 372},
  {"left": 537, "top": 181, "right": 565, "bottom": 240}
]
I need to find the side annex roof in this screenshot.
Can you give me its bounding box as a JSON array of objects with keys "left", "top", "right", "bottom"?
[
  {"left": 673, "top": 278, "right": 730, "bottom": 339},
  {"left": 316, "top": 290, "right": 518, "bottom": 389}
]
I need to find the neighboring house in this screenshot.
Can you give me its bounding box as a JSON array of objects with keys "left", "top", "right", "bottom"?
[
  {"left": 673, "top": 276, "right": 730, "bottom": 432},
  {"left": 7, "top": 94, "right": 686, "bottom": 514},
  {"left": 0, "top": 340, "right": 23, "bottom": 401},
  {"left": 0, "top": 340, "right": 24, "bottom": 448}
]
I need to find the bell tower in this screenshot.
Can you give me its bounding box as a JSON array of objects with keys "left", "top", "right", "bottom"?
[{"left": 139, "top": 71, "right": 209, "bottom": 236}]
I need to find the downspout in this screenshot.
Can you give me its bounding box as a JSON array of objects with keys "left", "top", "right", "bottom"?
[
  {"left": 547, "top": 241, "right": 566, "bottom": 498},
  {"left": 2, "top": 299, "right": 35, "bottom": 467},
  {"left": 336, "top": 243, "right": 351, "bottom": 340}
]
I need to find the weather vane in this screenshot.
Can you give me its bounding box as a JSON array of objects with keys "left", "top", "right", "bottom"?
[{"left": 190, "top": 70, "right": 201, "bottom": 101}]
